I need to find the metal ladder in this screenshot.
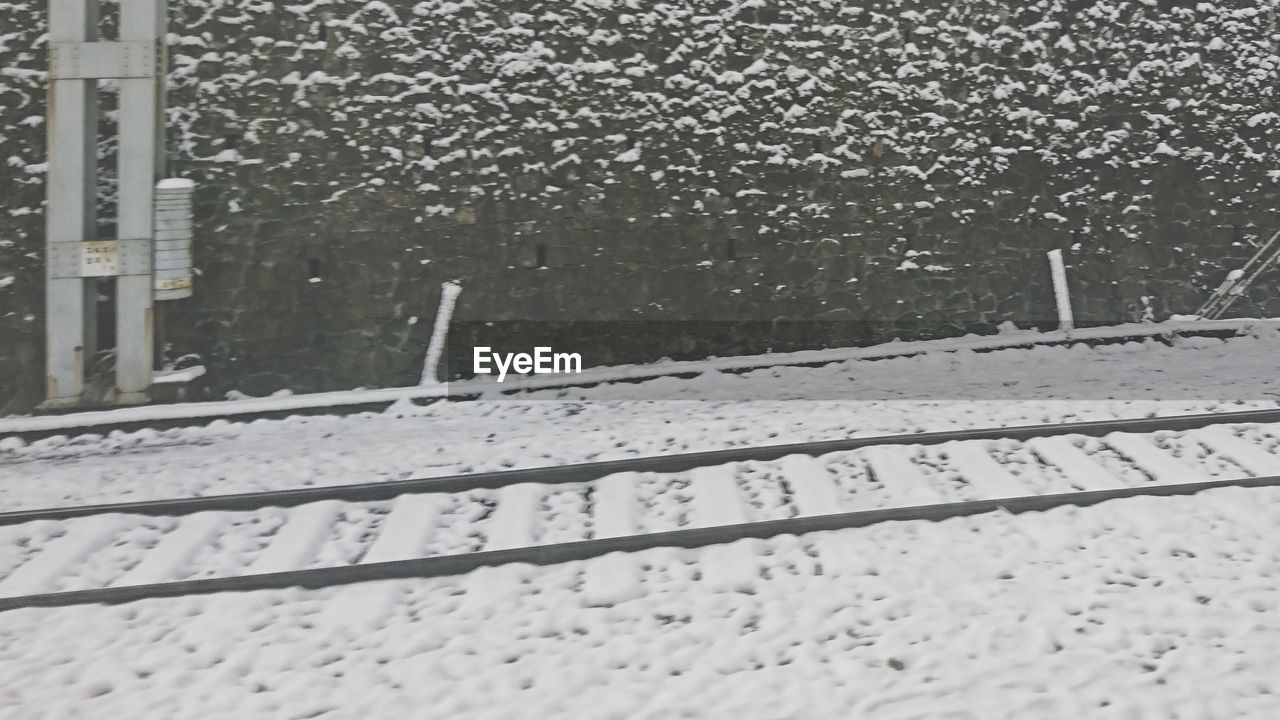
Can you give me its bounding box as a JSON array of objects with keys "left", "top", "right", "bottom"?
[{"left": 1196, "top": 228, "right": 1280, "bottom": 320}]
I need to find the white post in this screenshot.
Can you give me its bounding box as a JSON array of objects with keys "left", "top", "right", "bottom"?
[
  {"left": 115, "top": 0, "right": 166, "bottom": 402},
  {"left": 1047, "top": 249, "right": 1074, "bottom": 333},
  {"left": 420, "top": 281, "right": 462, "bottom": 386},
  {"left": 43, "top": 0, "right": 99, "bottom": 406}
]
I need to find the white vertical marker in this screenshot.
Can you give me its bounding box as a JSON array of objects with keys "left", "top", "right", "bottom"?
[
  {"left": 420, "top": 280, "right": 462, "bottom": 386},
  {"left": 1047, "top": 248, "right": 1074, "bottom": 333}
]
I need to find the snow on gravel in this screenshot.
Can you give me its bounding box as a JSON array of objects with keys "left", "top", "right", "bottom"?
[
  {"left": 182, "top": 511, "right": 288, "bottom": 581},
  {"left": 0, "top": 522, "right": 62, "bottom": 585},
  {"left": 2, "top": 331, "right": 1280, "bottom": 513},
  {"left": 3, "top": 487, "right": 1280, "bottom": 718},
  {"left": 429, "top": 492, "right": 492, "bottom": 556}
]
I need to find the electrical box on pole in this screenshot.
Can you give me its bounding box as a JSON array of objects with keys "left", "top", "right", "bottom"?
[{"left": 43, "top": 0, "right": 180, "bottom": 409}]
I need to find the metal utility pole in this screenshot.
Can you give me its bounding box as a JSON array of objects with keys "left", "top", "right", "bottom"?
[{"left": 43, "top": 0, "right": 169, "bottom": 408}]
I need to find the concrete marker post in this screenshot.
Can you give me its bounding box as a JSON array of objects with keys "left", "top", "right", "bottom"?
[
  {"left": 420, "top": 281, "right": 462, "bottom": 386},
  {"left": 1047, "top": 249, "right": 1073, "bottom": 334}
]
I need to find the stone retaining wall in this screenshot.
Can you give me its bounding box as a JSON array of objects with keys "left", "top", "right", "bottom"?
[{"left": 2, "top": 0, "right": 1278, "bottom": 409}]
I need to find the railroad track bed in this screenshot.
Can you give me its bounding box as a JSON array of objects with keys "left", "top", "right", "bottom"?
[
  {"left": 6, "top": 332, "right": 1280, "bottom": 515},
  {"left": 3, "top": 420, "right": 1280, "bottom": 610},
  {"left": 1, "top": 322, "right": 1270, "bottom": 447}
]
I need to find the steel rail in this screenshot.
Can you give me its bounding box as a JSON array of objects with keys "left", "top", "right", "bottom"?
[
  {"left": 3, "top": 406, "right": 1280, "bottom": 527},
  {"left": 3, "top": 473, "right": 1277, "bottom": 612}
]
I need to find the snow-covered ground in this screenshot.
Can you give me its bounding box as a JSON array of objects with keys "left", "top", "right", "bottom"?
[
  {"left": 3, "top": 486, "right": 1279, "bottom": 719},
  {"left": 4, "top": 330, "right": 1280, "bottom": 717},
  {"left": 2, "top": 331, "right": 1280, "bottom": 512}
]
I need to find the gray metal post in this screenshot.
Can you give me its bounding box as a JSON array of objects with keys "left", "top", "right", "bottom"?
[
  {"left": 114, "top": 0, "right": 165, "bottom": 402},
  {"left": 43, "top": 0, "right": 99, "bottom": 406},
  {"left": 44, "top": 0, "right": 167, "bottom": 408}
]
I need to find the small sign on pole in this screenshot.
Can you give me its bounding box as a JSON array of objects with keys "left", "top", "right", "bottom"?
[{"left": 78, "top": 241, "right": 120, "bottom": 277}]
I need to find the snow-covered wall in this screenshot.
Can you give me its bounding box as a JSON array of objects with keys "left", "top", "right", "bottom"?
[{"left": 2, "top": 0, "right": 1279, "bottom": 407}]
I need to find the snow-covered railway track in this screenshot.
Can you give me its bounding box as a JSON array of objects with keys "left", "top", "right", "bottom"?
[
  {"left": 0, "top": 325, "right": 1259, "bottom": 445},
  {"left": 6, "top": 407, "right": 1280, "bottom": 526},
  {"left": 3, "top": 418, "right": 1280, "bottom": 612}
]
